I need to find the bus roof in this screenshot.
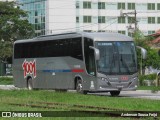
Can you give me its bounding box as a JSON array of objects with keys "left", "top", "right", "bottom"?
[{"left": 14, "top": 32, "right": 133, "bottom": 44}]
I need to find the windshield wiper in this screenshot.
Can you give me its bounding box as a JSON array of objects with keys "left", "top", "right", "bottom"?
[{"left": 120, "top": 54, "right": 131, "bottom": 74}]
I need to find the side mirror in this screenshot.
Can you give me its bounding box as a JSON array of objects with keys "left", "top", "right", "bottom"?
[
  {"left": 89, "top": 46, "right": 100, "bottom": 60},
  {"left": 136, "top": 46, "right": 147, "bottom": 59}
]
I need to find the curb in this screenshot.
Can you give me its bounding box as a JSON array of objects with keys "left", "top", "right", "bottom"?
[{"left": 0, "top": 85, "right": 159, "bottom": 94}]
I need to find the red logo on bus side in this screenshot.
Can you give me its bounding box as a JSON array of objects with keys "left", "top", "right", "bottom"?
[{"left": 22, "top": 59, "right": 36, "bottom": 78}]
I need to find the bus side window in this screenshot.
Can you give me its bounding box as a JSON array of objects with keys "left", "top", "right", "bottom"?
[{"left": 84, "top": 38, "right": 96, "bottom": 76}]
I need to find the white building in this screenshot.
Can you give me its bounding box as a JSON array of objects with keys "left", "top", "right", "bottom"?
[{"left": 18, "top": 0, "right": 160, "bottom": 36}]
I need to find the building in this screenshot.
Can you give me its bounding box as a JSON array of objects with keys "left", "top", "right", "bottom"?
[
  {"left": 0, "top": 0, "right": 16, "bottom": 1},
  {"left": 149, "top": 29, "right": 160, "bottom": 48},
  {"left": 17, "top": 0, "right": 160, "bottom": 36}
]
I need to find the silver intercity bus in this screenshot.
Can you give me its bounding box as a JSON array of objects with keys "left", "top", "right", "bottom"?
[{"left": 13, "top": 32, "right": 147, "bottom": 96}]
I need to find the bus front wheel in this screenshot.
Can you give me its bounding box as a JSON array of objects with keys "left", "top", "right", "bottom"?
[
  {"left": 76, "top": 79, "right": 88, "bottom": 94},
  {"left": 27, "top": 78, "right": 33, "bottom": 90},
  {"left": 110, "top": 91, "right": 120, "bottom": 96}
]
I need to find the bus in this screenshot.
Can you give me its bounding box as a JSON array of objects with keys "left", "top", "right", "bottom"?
[{"left": 13, "top": 32, "right": 147, "bottom": 96}]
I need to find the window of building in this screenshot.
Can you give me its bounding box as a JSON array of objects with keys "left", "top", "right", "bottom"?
[
  {"left": 41, "top": 30, "right": 45, "bottom": 35},
  {"left": 118, "top": 3, "right": 125, "bottom": 10},
  {"left": 118, "top": 31, "right": 126, "bottom": 35},
  {"left": 118, "top": 17, "right": 125, "bottom": 23},
  {"left": 158, "top": 3, "right": 160, "bottom": 10},
  {"left": 35, "top": 10, "right": 38, "bottom": 16},
  {"left": 128, "top": 3, "right": 135, "bottom": 10},
  {"left": 128, "top": 32, "right": 132, "bottom": 37},
  {"left": 84, "top": 30, "right": 92, "bottom": 32},
  {"left": 83, "top": 1, "right": 91, "bottom": 9},
  {"left": 41, "top": 23, "right": 45, "bottom": 29},
  {"left": 41, "top": 17, "right": 45, "bottom": 23},
  {"left": 148, "top": 31, "right": 155, "bottom": 35},
  {"left": 148, "top": 3, "right": 155, "bottom": 10},
  {"left": 148, "top": 17, "right": 155, "bottom": 24},
  {"left": 98, "top": 16, "right": 105, "bottom": 23},
  {"left": 83, "top": 16, "right": 92, "bottom": 23},
  {"left": 98, "top": 2, "right": 105, "bottom": 9},
  {"left": 35, "top": 18, "right": 38, "bottom": 23},
  {"left": 158, "top": 17, "right": 160, "bottom": 24},
  {"left": 76, "top": 17, "right": 79, "bottom": 23},
  {"left": 128, "top": 17, "right": 135, "bottom": 23},
  {"left": 76, "top": 1, "right": 79, "bottom": 8}
]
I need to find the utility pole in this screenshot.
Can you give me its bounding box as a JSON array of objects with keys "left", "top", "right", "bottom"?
[
  {"left": 120, "top": 9, "right": 137, "bottom": 31},
  {"left": 134, "top": 10, "right": 137, "bottom": 30}
]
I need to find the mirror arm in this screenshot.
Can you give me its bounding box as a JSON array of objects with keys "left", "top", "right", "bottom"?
[
  {"left": 89, "top": 46, "right": 100, "bottom": 60},
  {"left": 136, "top": 46, "right": 147, "bottom": 59}
]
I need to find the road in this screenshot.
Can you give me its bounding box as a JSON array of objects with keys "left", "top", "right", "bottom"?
[
  {"left": 0, "top": 85, "right": 160, "bottom": 100},
  {"left": 90, "top": 91, "right": 160, "bottom": 100}
]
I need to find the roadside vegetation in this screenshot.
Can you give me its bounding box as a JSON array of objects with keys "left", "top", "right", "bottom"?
[
  {"left": 0, "top": 77, "right": 13, "bottom": 85},
  {"left": 0, "top": 90, "right": 159, "bottom": 119},
  {"left": 0, "top": 90, "right": 160, "bottom": 111},
  {"left": 0, "top": 74, "right": 159, "bottom": 119}
]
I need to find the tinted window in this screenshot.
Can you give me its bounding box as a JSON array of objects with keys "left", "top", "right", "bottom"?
[
  {"left": 71, "top": 38, "right": 83, "bottom": 60},
  {"left": 14, "top": 37, "right": 83, "bottom": 60}
]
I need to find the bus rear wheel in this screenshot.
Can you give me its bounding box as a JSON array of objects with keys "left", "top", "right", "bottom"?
[
  {"left": 27, "top": 78, "right": 33, "bottom": 90},
  {"left": 110, "top": 91, "right": 120, "bottom": 96},
  {"left": 76, "top": 79, "right": 82, "bottom": 93}
]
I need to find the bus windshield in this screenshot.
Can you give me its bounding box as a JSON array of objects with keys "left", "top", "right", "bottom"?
[{"left": 96, "top": 41, "right": 137, "bottom": 75}]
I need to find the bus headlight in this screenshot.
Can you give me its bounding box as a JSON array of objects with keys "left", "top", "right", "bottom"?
[
  {"left": 101, "top": 77, "right": 107, "bottom": 81},
  {"left": 133, "top": 77, "right": 138, "bottom": 80}
]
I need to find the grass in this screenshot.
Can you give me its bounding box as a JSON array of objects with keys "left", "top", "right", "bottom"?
[
  {"left": 137, "top": 86, "right": 160, "bottom": 91},
  {"left": 0, "top": 90, "right": 160, "bottom": 111},
  {"left": 0, "top": 77, "right": 160, "bottom": 119},
  {"left": 0, "top": 90, "right": 159, "bottom": 119},
  {"left": 0, "top": 77, "right": 13, "bottom": 85}
]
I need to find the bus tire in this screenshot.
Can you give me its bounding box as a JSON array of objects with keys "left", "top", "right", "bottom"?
[
  {"left": 76, "top": 79, "right": 82, "bottom": 93},
  {"left": 76, "top": 79, "right": 88, "bottom": 94},
  {"left": 27, "top": 78, "right": 33, "bottom": 90},
  {"left": 110, "top": 91, "right": 120, "bottom": 97}
]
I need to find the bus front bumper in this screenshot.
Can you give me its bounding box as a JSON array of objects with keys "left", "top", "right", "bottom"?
[{"left": 89, "top": 79, "right": 138, "bottom": 92}]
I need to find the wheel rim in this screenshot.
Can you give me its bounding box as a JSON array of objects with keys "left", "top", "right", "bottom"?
[
  {"left": 76, "top": 80, "right": 82, "bottom": 93},
  {"left": 28, "top": 79, "right": 33, "bottom": 90},
  {"left": 28, "top": 83, "right": 32, "bottom": 90}
]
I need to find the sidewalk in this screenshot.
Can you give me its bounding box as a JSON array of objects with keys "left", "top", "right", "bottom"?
[
  {"left": 0, "top": 85, "right": 20, "bottom": 90},
  {"left": 135, "top": 90, "right": 160, "bottom": 94}
]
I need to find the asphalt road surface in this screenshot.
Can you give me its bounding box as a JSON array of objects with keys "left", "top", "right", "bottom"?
[
  {"left": 90, "top": 91, "right": 160, "bottom": 100},
  {"left": 0, "top": 85, "right": 160, "bottom": 100}
]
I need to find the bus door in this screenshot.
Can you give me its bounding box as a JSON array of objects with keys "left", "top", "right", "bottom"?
[{"left": 84, "top": 38, "right": 96, "bottom": 89}]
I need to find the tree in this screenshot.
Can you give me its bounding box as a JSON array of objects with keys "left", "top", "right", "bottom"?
[
  {"left": 133, "top": 30, "right": 160, "bottom": 74},
  {"left": 0, "top": 1, "right": 34, "bottom": 62}
]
